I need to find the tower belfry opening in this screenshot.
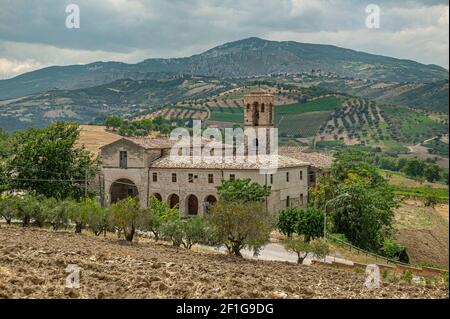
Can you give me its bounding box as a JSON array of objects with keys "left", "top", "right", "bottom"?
[{"left": 243, "top": 88, "right": 275, "bottom": 155}]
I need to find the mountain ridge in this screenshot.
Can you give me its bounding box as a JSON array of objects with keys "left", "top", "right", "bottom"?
[{"left": 0, "top": 37, "right": 448, "bottom": 100}]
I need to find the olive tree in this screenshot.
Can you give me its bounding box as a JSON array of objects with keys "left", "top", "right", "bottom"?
[
  {"left": 68, "top": 198, "right": 96, "bottom": 234},
  {"left": 87, "top": 205, "right": 110, "bottom": 237},
  {"left": 207, "top": 200, "right": 274, "bottom": 257},
  {"left": 284, "top": 238, "right": 329, "bottom": 264},
  {"left": 143, "top": 196, "right": 179, "bottom": 241},
  {"left": 0, "top": 195, "right": 16, "bottom": 225},
  {"left": 110, "top": 197, "right": 145, "bottom": 242},
  {"left": 44, "top": 198, "right": 70, "bottom": 231}
]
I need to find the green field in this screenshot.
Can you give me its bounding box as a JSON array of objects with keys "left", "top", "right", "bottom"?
[
  {"left": 381, "top": 170, "right": 449, "bottom": 201},
  {"left": 314, "top": 140, "right": 346, "bottom": 149},
  {"left": 209, "top": 96, "right": 342, "bottom": 138},
  {"left": 393, "top": 186, "right": 449, "bottom": 201},
  {"left": 276, "top": 97, "right": 342, "bottom": 114},
  {"left": 209, "top": 112, "right": 243, "bottom": 122},
  {"left": 276, "top": 111, "right": 333, "bottom": 137}
]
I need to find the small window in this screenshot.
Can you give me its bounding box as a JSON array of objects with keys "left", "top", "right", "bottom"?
[
  {"left": 246, "top": 104, "right": 250, "bottom": 111},
  {"left": 230, "top": 174, "right": 235, "bottom": 181},
  {"left": 188, "top": 173, "right": 194, "bottom": 183},
  {"left": 300, "top": 170, "right": 303, "bottom": 181},
  {"left": 261, "top": 104, "right": 265, "bottom": 112},
  {"left": 119, "top": 151, "right": 127, "bottom": 169},
  {"left": 208, "top": 174, "right": 214, "bottom": 184},
  {"left": 172, "top": 173, "right": 177, "bottom": 183},
  {"left": 152, "top": 172, "right": 158, "bottom": 182},
  {"left": 286, "top": 196, "right": 290, "bottom": 208},
  {"left": 270, "top": 174, "right": 273, "bottom": 184},
  {"left": 286, "top": 172, "right": 289, "bottom": 182},
  {"left": 300, "top": 193, "right": 304, "bottom": 205}
]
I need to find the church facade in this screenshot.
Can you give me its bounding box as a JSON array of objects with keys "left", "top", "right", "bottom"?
[{"left": 99, "top": 89, "right": 321, "bottom": 216}]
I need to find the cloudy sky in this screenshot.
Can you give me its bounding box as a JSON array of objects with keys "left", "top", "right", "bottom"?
[{"left": 0, "top": 0, "right": 448, "bottom": 79}]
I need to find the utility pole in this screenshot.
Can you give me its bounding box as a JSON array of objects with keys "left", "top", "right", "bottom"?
[{"left": 84, "top": 169, "right": 88, "bottom": 198}]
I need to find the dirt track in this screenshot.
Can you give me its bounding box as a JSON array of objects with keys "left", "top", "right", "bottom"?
[{"left": 0, "top": 226, "right": 447, "bottom": 299}]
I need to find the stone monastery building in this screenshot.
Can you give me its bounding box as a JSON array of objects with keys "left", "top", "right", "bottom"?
[{"left": 99, "top": 89, "right": 332, "bottom": 216}]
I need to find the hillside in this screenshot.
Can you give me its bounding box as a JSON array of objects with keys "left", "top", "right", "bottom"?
[
  {"left": 0, "top": 76, "right": 228, "bottom": 132},
  {"left": 0, "top": 37, "right": 447, "bottom": 100},
  {"left": 0, "top": 226, "right": 447, "bottom": 299},
  {"left": 316, "top": 79, "right": 449, "bottom": 113},
  {"left": 145, "top": 86, "right": 447, "bottom": 154}
]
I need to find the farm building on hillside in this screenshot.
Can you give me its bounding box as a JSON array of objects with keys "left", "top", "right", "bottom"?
[{"left": 78, "top": 89, "right": 333, "bottom": 216}]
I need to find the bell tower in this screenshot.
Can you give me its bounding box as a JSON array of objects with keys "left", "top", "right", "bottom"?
[
  {"left": 243, "top": 88, "right": 276, "bottom": 155},
  {"left": 243, "top": 88, "right": 275, "bottom": 129}
]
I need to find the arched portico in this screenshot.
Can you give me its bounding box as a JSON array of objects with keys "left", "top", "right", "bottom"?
[
  {"left": 151, "top": 193, "right": 163, "bottom": 201},
  {"left": 110, "top": 178, "right": 139, "bottom": 204},
  {"left": 186, "top": 194, "right": 199, "bottom": 215},
  {"left": 168, "top": 194, "right": 180, "bottom": 209},
  {"left": 204, "top": 195, "right": 217, "bottom": 214}
]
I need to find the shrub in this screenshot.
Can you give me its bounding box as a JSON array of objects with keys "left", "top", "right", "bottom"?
[
  {"left": 380, "top": 239, "right": 409, "bottom": 263},
  {"left": 400, "top": 271, "right": 413, "bottom": 284},
  {"left": 284, "top": 238, "right": 329, "bottom": 264},
  {"left": 424, "top": 195, "right": 439, "bottom": 208},
  {"left": 207, "top": 200, "right": 274, "bottom": 257},
  {"left": 217, "top": 179, "right": 271, "bottom": 203},
  {"left": 328, "top": 233, "right": 349, "bottom": 244},
  {"left": 277, "top": 208, "right": 299, "bottom": 238},
  {"left": 110, "top": 197, "right": 144, "bottom": 242}
]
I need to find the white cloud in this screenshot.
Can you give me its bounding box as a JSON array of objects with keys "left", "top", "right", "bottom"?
[
  {"left": 0, "top": 58, "right": 44, "bottom": 79},
  {"left": 0, "top": 0, "right": 448, "bottom": 79}
]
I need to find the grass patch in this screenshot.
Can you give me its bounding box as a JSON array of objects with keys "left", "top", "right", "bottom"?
[
  {"left": 382, "top": 170, "right": 448, "bottom": 189},
  {"left": 393, "top": 186, "right": 449, "bottom": 201}
]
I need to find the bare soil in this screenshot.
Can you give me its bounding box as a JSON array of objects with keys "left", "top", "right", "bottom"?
[
  {"left": 0, "top": 226, "right": 447, "bottom": 299},
  {"left": 394, "top": 201, "right": 449, "bottom": 268}
]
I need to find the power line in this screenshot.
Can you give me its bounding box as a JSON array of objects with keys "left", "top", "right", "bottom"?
[{"left": 0, "top": 177, "right": 86, "bottom": 182}]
